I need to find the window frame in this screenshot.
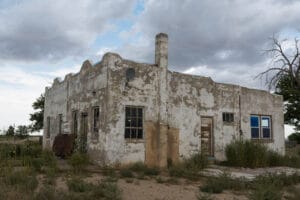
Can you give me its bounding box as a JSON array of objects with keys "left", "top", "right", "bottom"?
[
  {"left": 250, "top": 114, "right": 272, "bottom": 140},
  {"left": 93, "top": 106, "right": 100, "bottom": 134},
  {"left": 46, "top": 116, "right": 50, "bottom": 138},
  {"left": 124, "top": 105, "right": 144, "bottom": 141},
  {"left": 58, "top": 114, "right": 63, "bottom": 134},
  {"left": 72, "top": 110, "right": 78, "bottom": 137},
  {"left": 222, "top": 112, "right": 234, "bottom": 123}
]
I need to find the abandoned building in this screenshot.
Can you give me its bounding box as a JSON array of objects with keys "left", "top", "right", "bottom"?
[{"left": 43, "top": 33, "right": 285, "bottom": 167}]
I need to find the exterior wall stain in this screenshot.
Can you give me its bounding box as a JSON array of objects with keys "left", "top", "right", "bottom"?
[{"left": 43, "top": 33, "right": 285, "bottom": 167}]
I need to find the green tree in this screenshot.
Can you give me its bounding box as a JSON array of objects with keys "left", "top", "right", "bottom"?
[
  {"left": 275, "top": 75, "right": 300, "bottom": 130},
  {"left": 29, "top": 94, "right": 45, "bottom": 131},
  {"left": 15, "top": 125, "right": 29, "bottom": 138},
  {"left": 258, "top": 36, "right": 300, "bottom": 131},
  {"left": 5, "top": 125, "right": 15, "bottom": 136}
]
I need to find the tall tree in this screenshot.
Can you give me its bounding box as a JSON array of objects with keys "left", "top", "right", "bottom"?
[
  {"left": 258, "top": 36, "right": 300, "bottom": 130},
  {"left": 29, "top": 94, "right": 45, "bottom": 131},
  {"left": 5, "top": 125, "right": 15, "bottom": 136}
]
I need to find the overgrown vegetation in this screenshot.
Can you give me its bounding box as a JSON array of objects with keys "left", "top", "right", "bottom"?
[
  {"left": 200, "top": 171, "right": 300, "bottom": 200},
  {"left": 168, "top": 152, "right": 208, "bottom": 180},
  {"left": 68, "top": 152, "right": 89, "bottom": 173},
  {"left": 225, "top": 140, "right": 300, "bottom": 168},
  {"left": 119, "top": 162, "right": 160, "bottom": 178}
]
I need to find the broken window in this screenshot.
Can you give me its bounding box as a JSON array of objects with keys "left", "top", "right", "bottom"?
[
  {"left": 125, "top": 106, "right": 143, "bottom": 139},
  {"left": 223, "top": 112, "right": 234, "bottom": 123},
  {"left": 72, "top": 110, "right": 78, "bottom": 137},
  {"left": 250, "top": 115, "right": 271, "bottom": 139},
  {"left": 58, "top": 114, "right": 63, "bottom": 134},
  {"left": 46, "top": 117, "right": 50, "bottom": 138},
  {"left": 93, "top": 106, "right": 100, "bottom": 133}
]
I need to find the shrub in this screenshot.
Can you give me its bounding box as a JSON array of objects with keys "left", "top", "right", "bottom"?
[
  {"left": 168, "top": 152, "right": 207, "bottom": 180},
  {"left": 68, "top": 153, "right": 89, "bottom": 173},
  {"left": 200, "top": 172, "right": 249, "bottom": 193},
  {"left": 67, "top": 177, "right": 93, "bottom": 193},
  {"left": 248, "top": 183, "right": 282, "bottom": 200},
  {"left": 144, "top": 167, "right": 159, "bottom": 176},
  {"left": 128, "top": 162, "right": 147, "bottom": 172},
  {"left": 4, "top": 170, "right": 38, "bottom": 191},
  {"left": 91, "top": 180, "right": 121, "bottom": 200},
  {"left": 225, "top": 140, "right": 270, "bottom": 168},
  {"left": 184, "top": 152, "right": 208, "bottom": 170},
  {"left": 288, "top": 132, "right": 300, "bottom": 144},
  {"left": 120, "top": 168, "right": 134, "bottom": 178}
]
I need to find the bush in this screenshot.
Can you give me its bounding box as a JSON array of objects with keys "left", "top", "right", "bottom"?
[
  {"left": 4, "top": 170, "right": 38, "bottom": 192},
  {"left": 288, "top": 132, "right": 300, "bottom": 144},
  {"left": 225, "top": 140, "right": 300, "bottom": 168},
  {"left": 120, "top": 168, "right": 134, "bottom": 178},
  {"left": 248, "top": 183, "right": 282, "bottom": 200},
  {"left": 184, "top": 152, "right": 208, "bottom": 170},
  {"left": 68, "top": 153, "right": 89, "bottom": 173},
  {"left": 67, "top": 177, "right": 93, "bottom": 193},
  {"left": 169, "top": 152, "right": 208, "bottom": 180},
  {"left": 200, "top": 172, "right": 249, "bottom": 193},
  {"left": 91, "top": 180, "right": 121, "bottom": 200},
  {"left": 225, "top": 140, "right": 270, "bottom": 168}
]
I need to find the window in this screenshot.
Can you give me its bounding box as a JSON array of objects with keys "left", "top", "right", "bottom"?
[
  {"left": 250, "top": 115, "right": 271, "bottom": 139},
  {"left": 125, "top": 106, "right": 143, "bottom": 139},
  {"left": 93, "top": 107, "right": 100, "bottom": 133},
  {"left": 223, "top": 112, "right": 234, "bottom": 123},
  {"left": 46, "top": 117, "right": 50, "bottom": 138},
  {"left": 72, "top": 111, "right": 78, "bottom": 136},
  {"left": 58, "top": 114, "right": 63, "bottom": 134}
]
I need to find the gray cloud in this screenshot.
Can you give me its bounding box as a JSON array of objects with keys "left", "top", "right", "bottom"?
[
  {"left": 114, "top": 0, "right": 300, "bottom": 89},
  {"left": 0, "top": 0, "right": 136, "bottom": 62},
  {"left": 134, "top": 0, "right": 300, "bottom": 69}
]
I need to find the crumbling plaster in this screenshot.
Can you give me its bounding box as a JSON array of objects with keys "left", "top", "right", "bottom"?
[{"left": 43, "top": 33, "right": 285, "bottom": 167}]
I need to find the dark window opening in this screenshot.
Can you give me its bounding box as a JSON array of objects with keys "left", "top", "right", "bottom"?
[
  {"left": 223, "top": 112, "right": 234, "bottom": 123},
  {"left": 125, "top": 106, "right": 143, "bottom": 139},
  {"left": 46, "top": 117, "right": 50, "bottom": 138},
  {"left": 93, "top": 107, "right": 100, "bottom": 133},
  {"left": 58, "top": 114, "right": 63, "bottom": 134},
  {"left": 72, "top": 111, "right": 78, "bottom": 137}
]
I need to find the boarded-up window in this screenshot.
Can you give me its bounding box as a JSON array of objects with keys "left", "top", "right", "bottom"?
[
  {"left": 93, "top": 106, "right": 100, "bottom": 133},
  {"left": 125, "top": 106, "right": 143, "bottom": 139},
  {"left": 58, "top": 114, "right": 63, "bottom": 134},
  {"left": 46, "top": 117, "right": 50, "bottom": 138},
  {"left": 72, "top": 110, "right": 78, "bottom": 136}
]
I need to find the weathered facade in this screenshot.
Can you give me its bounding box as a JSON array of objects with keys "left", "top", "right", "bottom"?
[{"left": 43, "top": 33, "right": 285, "bottom": 167}]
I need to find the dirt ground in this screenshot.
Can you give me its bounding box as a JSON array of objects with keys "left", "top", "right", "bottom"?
[{"left": 45, "top": 172, "right": 248, "bottom": 200}]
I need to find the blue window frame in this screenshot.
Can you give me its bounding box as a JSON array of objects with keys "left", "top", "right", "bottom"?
[
  {"left": 250, "top": 115, "right": 271, "bottom": 139},
  {"left": 250, "top": 115, "right": 259, "bottom": 138}
]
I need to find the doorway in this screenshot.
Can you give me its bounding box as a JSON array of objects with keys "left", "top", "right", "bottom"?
[
  {"left": 80, "top": 112, "right": 88, "bottom": 153},
  {"left": 200, "top": 117, "right": 214, "bottom": 157}
]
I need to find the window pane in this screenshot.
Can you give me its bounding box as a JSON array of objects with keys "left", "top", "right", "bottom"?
[
  {"left": 137, "top": 117, "right": 143, "bottom": 127},
  {"left": 250, "top": 116, "right": 259, "bottom": 127},
  {"left": 131, "top": 108, "right": 137, "bottom": 117},
  {"left": 138, "top": 108, "right": 143, "bottom": 117},
  {"left": 137, "top": 129, "right": 143, "bottom": 139},
  {"left": 261, "top": 117, "right": 270, "bottom": 127},
  {"left": 125, "top": 107, "right": 130, "bottom": 116},
  {"left": 251, "top": 128, "right": 259, "bottom": 138},
  {"left": 263, "top": 128, "right": 270, "bottom": 138},
  {"left": 131, "top": 129, "right": 137, "bottom": 139},
  {"left": 131, "top": 117, "right": 137, "bottom": 127},
  {"left": 125, "top": 128, "right": 130, "bottom": 138},
  {"left": 125, "top": 118, "right": 131, "bottom": 127}
]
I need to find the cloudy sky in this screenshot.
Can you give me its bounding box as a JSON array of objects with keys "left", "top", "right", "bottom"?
[{"left": 0, "top": 0, "right": 299, "bottom": 131}]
